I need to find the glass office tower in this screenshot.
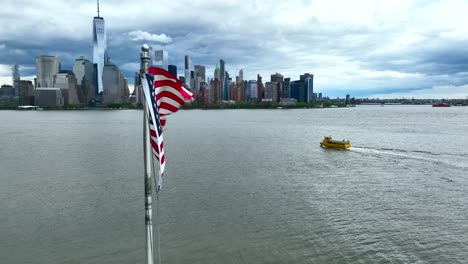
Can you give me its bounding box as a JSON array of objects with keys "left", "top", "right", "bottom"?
[{"left": 92, "top": 4, "right": 108, "bottom": 95}]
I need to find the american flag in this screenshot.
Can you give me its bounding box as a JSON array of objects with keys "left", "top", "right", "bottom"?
[{"left": 141, "top": 67, "right": 193, "bottom": 190}]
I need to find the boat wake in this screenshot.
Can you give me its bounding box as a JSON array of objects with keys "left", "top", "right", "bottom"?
[{"left": 350, "top": 146, "right": 468, "bottom": 169}]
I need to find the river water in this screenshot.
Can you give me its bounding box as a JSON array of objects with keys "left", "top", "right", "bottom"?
[{"left": 1, "top": 105, "right": 467, "bottom": 263}]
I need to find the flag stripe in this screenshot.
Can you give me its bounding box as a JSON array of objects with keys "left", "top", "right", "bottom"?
[
  {"left": 158, "top": 102, "right": 180, "bottom": 114},
  {"left": 155, "top": 89, "right": 186, "bottom": 105}
]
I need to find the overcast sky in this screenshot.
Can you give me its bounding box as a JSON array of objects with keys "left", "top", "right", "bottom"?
[{"left": 1, "top": 0, "right": 468, "bottom": 98}]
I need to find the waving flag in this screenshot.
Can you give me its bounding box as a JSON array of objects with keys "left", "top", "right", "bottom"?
[
  {"left": 148, "top": 67, "right": 193, "bottom": 129},
  {"left": 141, "top": 67, "right": 193, "bottom": 190}
]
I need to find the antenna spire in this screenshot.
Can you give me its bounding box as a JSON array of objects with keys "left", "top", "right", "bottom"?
[{"left": 97, "top": 0, "right": 100, "bottom": 17}]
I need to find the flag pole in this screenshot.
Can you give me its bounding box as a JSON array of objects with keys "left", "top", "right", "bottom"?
[{"left": 140, "top": 44, "right": 154, "bottom": 264}]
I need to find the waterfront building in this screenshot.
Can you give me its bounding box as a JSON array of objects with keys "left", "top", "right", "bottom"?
[
  {"left": 236, "top": 69, "right": 245, "bottom": 102},
  {"left": 168, "top": 65, "right": 177, "bottom": 78},
  {"left": 17, "top": 80, "right": 35, "bottom": 105},
  {"left": 194, "top": 65, "right": 206, "bottom": 81},
  {"left": 35, "top": 88, "right": 64, "bottom": 106},
  {"left": 346, "top": 94, "right": 351, "bottom": 105},
  {"left": 244, "top": 80, "right": 250, "bottom": 99},
  {"left": 92, "top": 1, "right": 108, "bottom": 94},
  {"left": 0, "top": 84, "right": 14, "bottom": 93},
  {"left": 205, "top": 79, "right": 213, "bottom": 104},
  {"left": 265, "top": 82, "right": 278, "bottom": 103},
  {"left": 290, "top": 81, "right": 295, "bottom": 99},
  {"left": 134, "top": 72, "right": 143, "bottom": 104},
  {"left": 36, "top": 55, "right": 60, "bottom": 88},
  {"left": 306, "top": 77, "right": 314, "bottom": 102},
  {"left": 153, "top": 50, "right": 168, "bottom": 70},
  {"left": 0, "top": 85, "right": 16, "bottom": 105},
  {"left": 291, "top": 80, "right": 307, "bottom": 102},
  {"left": 184, "top": 55, "right": 191, "bottom": 88},
  {"left": 73, "top": 56, "right": 95, "bottom": 104},
  {"left": 230, "top": 82, "right": 237, "bottom": 101},
  {"left": 248, "top": 80, "right": 258, "bottom": 100},
  {"left": 102, "top": 62, "right": 127, "bottom": 104},
  {"left": 300, "top": 73, "right": 314, "bottom": 102},
  {"left": 271, "top": 72, "right": 283, "bottom": 102},
  {"left": 54, "top": 71, "right": 80, "bottom": 105},
  {"left": 283, "top": 78, "right": 291, "bottom": 98},
  {"left": 257, "top": 74, "right": 263, "bottom": 103}
]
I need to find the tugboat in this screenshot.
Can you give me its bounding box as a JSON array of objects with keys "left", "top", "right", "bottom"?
[{"left": 320, "top": 136, "right": 351, "bottom": 149}]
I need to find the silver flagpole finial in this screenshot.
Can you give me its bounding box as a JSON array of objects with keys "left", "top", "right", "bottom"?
[{"left": 141, "top": 44, "right": 151, "bottom": 74}]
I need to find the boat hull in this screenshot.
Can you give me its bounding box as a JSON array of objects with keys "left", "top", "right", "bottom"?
[{"left": 320, "top": 137, "right": 351, "bottom": 149}]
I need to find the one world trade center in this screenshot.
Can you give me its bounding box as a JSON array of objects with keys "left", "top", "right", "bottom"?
[{"left": 93, "top": 0, "right": 108, "bottom": 96}]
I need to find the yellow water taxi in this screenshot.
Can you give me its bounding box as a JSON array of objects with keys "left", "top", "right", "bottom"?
[{"left": 320, "top": 136, "right": 350, "bottom": 149}]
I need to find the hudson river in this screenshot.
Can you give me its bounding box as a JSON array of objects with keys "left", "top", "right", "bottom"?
[{"left": 1, "top": 105, "right": 467, "bottom": 263}]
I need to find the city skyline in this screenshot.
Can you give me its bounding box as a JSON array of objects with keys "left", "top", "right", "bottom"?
[{"left": 1, "top": 0, "right": 468, "bottom": 99}]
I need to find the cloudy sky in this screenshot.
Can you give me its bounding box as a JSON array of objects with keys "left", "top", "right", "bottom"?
[{"left": 1, "top": 0, "right": 468, "bottom": 98}]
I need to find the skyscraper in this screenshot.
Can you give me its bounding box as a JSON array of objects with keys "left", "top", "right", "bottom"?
[
  {"left": 103, "top": 61, "right": 127, "bottom": 104},
  {"left": 93, "top": 0, "right": 108, "bottom": 95},
  {"left": 257, "top": 74, "right": 263, "bottom": 103},
  {"left": 12, "top": 64, "right": 20, "bottom": 87},
  {"left": 307, "top": 78, "right": 314, "bottom": 102},
  {"left": 219, "top": 59, "right": 225, "bottom": 100},
  {"left": 265, "top": 82, "right": 278, "bottom": 102},
  {"left": 237, "top": 69, "right": 245, "bottom": 102},
  {"left": 184, "top": 55, "right": 191, "bottom": 88},
  {"left": 54, "top": 71, "right": 80, "bottom": 105},
  {"left": 73, "top": 56, "right": 95, "bottom": 104},
  {"left": 168, "top": 65, "right": 177, "bottom": 78},
  {"left": 36, "top": 55, "right": 60, "bottom": 88},
  {"left": 300, "top": 73, "right": 314, "bottom": 102},
  {"left": 248, "top": 80, "right": 258, "bottom": 100},
  {"left": 153, "top": 50, "right": 168, "bottom": 70},
  {"left": 271, "top": 72, "right": 283, "bottom": 102},
  {"left": 214, "top": 64, "right": 220, "bottom": 80},
  {"left": 194, "top": 65, "right": 206, "bottom": 81},
  {"left": 292, "top": 80, "right": 307, "bottom": 102},
  {"left": 224, "top": 71, "right": 230, "bottom": 100},
  {"left": 283, "top": 78, "right": 291, "bottom": 98},
  {"left": 190, "top": 70, "right": 195, "bottom": 89}
]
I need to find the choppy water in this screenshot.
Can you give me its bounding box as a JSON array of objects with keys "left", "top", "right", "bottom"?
[{"left": 1, "top": 105, "right": 467, "bottom": 263}]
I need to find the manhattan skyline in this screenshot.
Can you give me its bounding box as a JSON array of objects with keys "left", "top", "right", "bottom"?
[{"left": 1, "top": 0, "right": 468, "bottom": 99}]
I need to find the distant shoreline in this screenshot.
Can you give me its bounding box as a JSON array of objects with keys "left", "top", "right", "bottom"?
[{"left": 1, "top": 102, "right": 467, "bottom": 111}]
